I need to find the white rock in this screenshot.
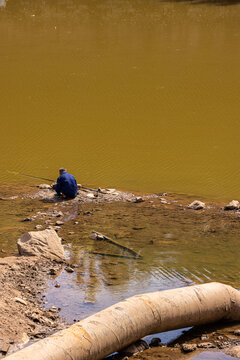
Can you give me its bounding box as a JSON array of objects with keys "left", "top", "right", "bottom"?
[
  {"left": 87, "top": 193, "right": 95, "bottom": 199},
  {"left": 224, "top": 200, "right": 240, "bottom": 211},
  {"left": 160, "top": 198, "right": 168, "bottom": 204},
  {"left": 14, "top": 297, "right": 27, "bottom": 306},
  {"left": 105, "top": 189, "right": 116, "bottom": 194},
  {"left": 37, "top": 184, "right": 51, "bottom": 189},
  {"left": 55, "top": 220, "right": 64, "bottom": 226},
  {"left": 134, "top": 197, "right": 145, "bottom": 203},
  {"left": 187, "top": 200, "right": 205, "bottom": 210},
  {"left": 17, "top": 229, "right": 65, "bottom": 262}
]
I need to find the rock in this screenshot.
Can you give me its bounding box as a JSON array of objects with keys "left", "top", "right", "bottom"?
[
  {"left": 84, "top": 211, "right": 92, "bottom": 216},
  {"left": 105, "top": 189, "right": 116, "bottom": 194},
  {"left": 226, "top": 345, "right": 240, "bottom": 358},
  {"left": 197, "top": 342, "right": 216, "bottom": 349},
  {"left": 49, "top": 307, "right": 57, "bottom": 313},
  {"left": 160, "top": 198, "right": 168, "bottom": 204},
  {"left": 55, "top": 220, "right": 64, "bottom": 226},
  {"left": 35, "top": 225, "right": 43, "bottom": 230},
  {"left": 52, "top": 211, "right": 63, "bottom": 218},
  {"left": 46, "top": 225, "right": 61, "bottom": 232},
  {"left": 111, "top": 192, "right": 119, "bottom": 196},
  {"left": 187, "top": 200, "right": 205, "bottom": 210},
  {"left": 182, "top": 343, "right": 197, "bottom": 352},
  {"left": 150, "top": 337, "right": 162, "bottom": 347},
  {"left": 68, "top": 232, "right": 74, "bottom": 235},
  {"left": 134, "top": 197, "right": 145, "bottom": 203},
  {"left": 1, "top": 343, "right": 10, "bottom": 354},
  {"left": 77, "top": 184, "right": 82, "bottom": 189},
  {"left": 17, "top": 229, "right": 65, "bottom": 262},
  {"left": 216, "top": 341, "right": 231, "bottom": 349},
  {"left": 37, "top": 184, "right": 51, "bottom": 189},
  {"left": 201, "top": 335, "right": 209, "bottom": 340},
  {"left": 224, "top": 200, "right": 240, "bottom": 211},
  {"left": 87, "top": 193, "right": 95, "bottom": 199},
  {"left": 14, "top": 297, "right": 27, "bottom": 306},
  {"left": 119, "top": 340, "right": 149, "bottom": 356},
  {"left": 49, "top": 268, "right": 57, "bottom": 275},
  {"left": 55, "top": 284, "right": 60, "bottom": 288},
  {"left": 22, "top": 217, "right": 34, "bottom": 222},
  {"left": 233, "top": 330, "right": 240, "bottom": 336},
  {"left": 65, "top": 266, "right": 74, "bottom": 273}
]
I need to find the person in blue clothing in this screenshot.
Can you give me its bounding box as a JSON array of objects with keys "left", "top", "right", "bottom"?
[{"left": 55, "top": 168, "right": 78, "bottom": 199}]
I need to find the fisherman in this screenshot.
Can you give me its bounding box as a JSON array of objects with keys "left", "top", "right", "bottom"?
[{"left": 55, "top": 168, "right": 78, "bottom": 199}]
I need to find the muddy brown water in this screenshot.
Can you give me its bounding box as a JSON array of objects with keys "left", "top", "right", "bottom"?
[
  {"left": 0, "top": 0, "right": 240, "bottom": 352},
  {"left": 0, "top": 0, "right": 240, "bottom": 200}
]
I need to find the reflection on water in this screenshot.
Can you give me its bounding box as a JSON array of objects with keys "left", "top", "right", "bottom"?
[
  {"left": 0, "top": 0, "right": 240, "bottom": 200},
  {"left": 192, "top": 352, "right": 238, "bottom": 360},
  {"left": 44, "top": 199, "right": 240, "bottom": 325}
]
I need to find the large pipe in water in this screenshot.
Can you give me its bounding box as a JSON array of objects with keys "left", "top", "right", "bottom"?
[{"left": 6, "top": 282, "right": 240, "bottom": 360}]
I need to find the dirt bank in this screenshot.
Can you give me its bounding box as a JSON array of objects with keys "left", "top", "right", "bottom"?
[{"left": 0, "top": 255, "right": 67, "bottom": 357}]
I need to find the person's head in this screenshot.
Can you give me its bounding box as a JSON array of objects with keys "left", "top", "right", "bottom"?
[{"left": 59, "top": 167, "right": 66, "bottom": 175}]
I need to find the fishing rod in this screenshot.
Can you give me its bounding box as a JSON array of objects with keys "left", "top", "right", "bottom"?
[
  {"left": 7, "top": 170, "right": 54, "bottom": 182},
  {"left": 7, "top": 171, "right": 101, "bottom": 192}
]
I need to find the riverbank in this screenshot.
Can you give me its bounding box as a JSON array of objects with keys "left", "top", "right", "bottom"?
[
  {"left": 0, "top": 256, "right": 67, "bottom": 357},
  {"left": 0, "top": 183, "right": 240, "bottom": 358}
]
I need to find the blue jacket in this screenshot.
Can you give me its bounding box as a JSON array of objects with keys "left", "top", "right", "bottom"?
[{"left": 56, "top": 172, "right": 78, "bottom": 198}]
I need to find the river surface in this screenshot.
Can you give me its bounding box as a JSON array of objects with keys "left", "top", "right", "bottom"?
[
  {"left": 0, "top": 0, "right": 240, "bottom": 348},
  {"left": 0, "top": 0, "right": 240, "bottom": 200}
]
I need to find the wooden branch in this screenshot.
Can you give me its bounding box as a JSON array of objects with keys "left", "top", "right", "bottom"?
[{"left": 89, "top": 231, "right": 142, "bottom": 259}]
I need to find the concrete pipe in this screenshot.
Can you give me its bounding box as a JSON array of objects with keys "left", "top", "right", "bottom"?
[{"left": 6, "top": 282, "right": 240, "bottom": 360}]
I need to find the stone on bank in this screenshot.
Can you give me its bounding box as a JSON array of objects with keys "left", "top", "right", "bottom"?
[
  {"left": 17, "top": 229, "right": 65, "bottom": 262},
  {"left": 187, "top": 200, "right": 205, "bottom": 210},
  {"left": 224, "top": 200, "right": 240, "bottom": 211}
]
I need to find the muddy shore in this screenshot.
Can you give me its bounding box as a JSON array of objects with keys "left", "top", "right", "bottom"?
[{"left": 0, "top": 184, "right": 240, "bottom": 358}]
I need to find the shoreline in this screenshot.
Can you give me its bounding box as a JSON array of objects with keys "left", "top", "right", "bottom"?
[{"left": 0, "top": 183, "right": 240, "bottom": 358}]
